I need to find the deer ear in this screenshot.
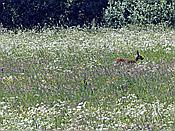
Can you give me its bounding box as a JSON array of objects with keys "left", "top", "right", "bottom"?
[
  {"left": 141, "top": 56, "right": 144, "bottom": 60},
  {"left": 137, "top": 50, "right": 140, "bottom": 55}
]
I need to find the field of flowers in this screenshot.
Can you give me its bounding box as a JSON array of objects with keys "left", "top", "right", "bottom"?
[{"left": 0, "top": 25, "right": 175, "bottom": 130}]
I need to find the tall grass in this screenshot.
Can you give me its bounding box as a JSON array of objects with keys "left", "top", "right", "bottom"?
[{"left": 0, "top": 26, "right": 175, "bottom": 130}]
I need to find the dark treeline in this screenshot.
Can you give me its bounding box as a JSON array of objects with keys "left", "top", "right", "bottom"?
[
  {"left": 0, "top": 0, "right": 175, "bottom": 30},
  {"left": 0, "top": 0, "right": 108, "bottom": 30},
  {"left": 0, "top": 0, "right": 69, "bottom": 29},
  {"left": 68, "top": 0, "right": 108, "bottom": 28}
]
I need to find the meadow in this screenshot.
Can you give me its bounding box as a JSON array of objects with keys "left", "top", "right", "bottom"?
[{"left": 0, "top": 25, "right": 175, "bottom": 130}]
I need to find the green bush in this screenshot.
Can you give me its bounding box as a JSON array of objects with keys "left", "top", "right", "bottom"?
[{"left": 104, "top": 0, "right": 175, "bottom": 28}]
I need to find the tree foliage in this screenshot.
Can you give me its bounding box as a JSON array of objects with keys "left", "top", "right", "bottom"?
[
  {"left": 68, "top": 0, "right": 108, "bottom": 27},
  {"left": 0, "top": 0, "right": 175, "bottom": 29},
  {"left": 104, "top": 0, "right": 175, "bottom": 28},
  {"left": 0, "top": 0, "right": 69, "bottom": 29}
]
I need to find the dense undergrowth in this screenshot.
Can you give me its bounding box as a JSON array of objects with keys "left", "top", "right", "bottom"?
[{"left": 0, "top": 25, "right": 175, "bottom": 130}]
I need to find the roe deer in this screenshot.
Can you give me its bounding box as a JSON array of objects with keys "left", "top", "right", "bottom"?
[{"left": 114, "top": 51, "right": 144, "bottom": 64}]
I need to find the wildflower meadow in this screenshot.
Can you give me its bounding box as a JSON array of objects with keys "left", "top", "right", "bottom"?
[{"left": 0, "top": 25, "right": 175, "bottom": 130}]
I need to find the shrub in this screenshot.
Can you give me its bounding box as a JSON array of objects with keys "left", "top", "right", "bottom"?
[{"left": 104, "top": 0, "right": 175, "bottom": 28}]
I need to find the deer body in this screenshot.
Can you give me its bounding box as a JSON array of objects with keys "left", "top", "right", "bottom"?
[
  {"left": 114, "top": 51, "right": 144, "bottom": 64},
  {"left": 115, "top": 58, "right": 137, "bottom": 63}
]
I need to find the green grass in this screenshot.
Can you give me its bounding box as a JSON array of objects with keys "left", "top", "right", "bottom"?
[{"left": 0, "top": 26, "right": 175, "bottom": 130}]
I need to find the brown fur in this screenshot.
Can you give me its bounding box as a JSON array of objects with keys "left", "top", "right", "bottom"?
[
  {"left": 114, "top": 51, "right": 144, "bottom": 64},
  {"left": 115, "top": 58, "right": 136, "bottom": 63}
]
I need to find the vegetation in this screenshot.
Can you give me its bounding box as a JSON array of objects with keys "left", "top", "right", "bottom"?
[
  {"left": 0, "top": 25, "right": 175, "bottom": 130},
  {"left": 0, "top": 0, "right": 69, "bottom": 29},
  {"left": 105, "top": 0, "right": 175, "bottom": 28},
  {"left": 0, "top": 0, "right": 108, "bottom": 29},
  {"left": 0, "top": 0, "right": 174, "bottom": 130},
  {"left": 1, "top": 0, "right": 175, "bottom": 29}
]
